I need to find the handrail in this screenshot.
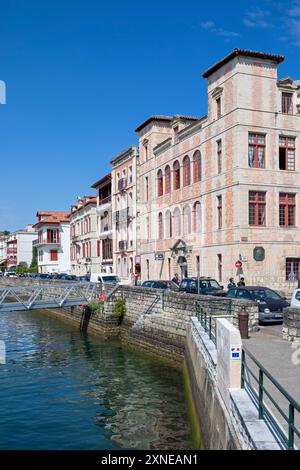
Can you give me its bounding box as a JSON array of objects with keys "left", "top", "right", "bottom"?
[
  {"left": 241, "top": 347, "right": 300, "bottom": 450},
  {"left": 144, "top": 294, "right": 160, "bottom": 315},
  {"left": 195, "top": 301, "right": 233, "bottom": 345}
]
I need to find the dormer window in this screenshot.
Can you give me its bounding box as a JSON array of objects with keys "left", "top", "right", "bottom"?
[{"left": 282, "top": 92, "right": 293, "bottom": 114}]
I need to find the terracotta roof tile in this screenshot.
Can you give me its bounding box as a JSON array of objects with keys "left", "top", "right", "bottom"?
[{"left": 202, "top": 48, "right": 284, "bottom": 78}]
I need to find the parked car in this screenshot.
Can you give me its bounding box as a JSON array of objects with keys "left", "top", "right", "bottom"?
[
  {"left": 77, "top": 275, "right": 90, "bottom": 282},
  {"left": 179, "top": 277, "right": 224, "bottom": 296},
  {"left": 290, "top": 288, "right": 300, "bottom": 308},
  {"left": 226, "top": 286, "right": 289, "bottom": 324},
  {"left": 90, "top": 273, "right": 121, "bottom": 285},
  {"left": 141, "top": 280, "right": 179, "bottom": 291},
  {"left": 4, "top": 271, "right": 17, "bottom": 278}
]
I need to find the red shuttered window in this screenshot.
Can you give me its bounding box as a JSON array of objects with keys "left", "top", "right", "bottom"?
[
  {"left": 279, "top": 193, "right": 295, "bottom": 227},
  {"left": 165, "top": 166, "right": 171, "bottom": 194},
  {"left": 217, "top": 196, "right": 222, "bottom": 229},
  {"left": 173, "top": 160, "right": 180, "bottom": 190},
  {"left": 50, "top": 250, "right": 58, "bottom": 261},
  {"left": 157, "top": 170, "right": 163, "bottom": 197},
  {"left": 193, "top": 151, "right": 201, "bottom": 182},
  {"left": 279, "top": 136, "right": 295, "bottom": 171},
  {"left": 183, "top": 156, "right": 191, "bottom": 187},
  {"left": 217, "top": 140, "right": 222, "bottom": 174},
  {"left": 249, "top": 191, "right": 266, "bottom": 226},
  {"left": 248, "top": 133, "right": 266, "bottom": 168},
  {"left": 282, "top": 93, "right": 293, "bottom": 114}
]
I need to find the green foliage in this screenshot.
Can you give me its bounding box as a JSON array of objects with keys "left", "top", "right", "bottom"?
[
  {"left": 18, "top": 262, "right": 28, "bottom": 268},
  {"left": 88, "top": 300, "right": 104, "bottom": 314},
  {"left": 113, "top": 297, "right": 126, "bottom": 318},
  {"left": 30, "top": 246, "right": 38, "bottom": 268},
  {"left": 15, "top": 266, "right": 38, "bottom": 273}
]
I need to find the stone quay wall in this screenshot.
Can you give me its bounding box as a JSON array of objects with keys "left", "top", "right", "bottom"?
[
  {"left": 186, "top": 318, "right": 281, "bottom": 450},
  {"left": 283, "top": 308, "right": 300, "bottom": 342},
  {"left": 0, "top": 279, "right": 259, "bottom": 364},
  {"left": 2, "top": 278, "right": 274, "bottom": 450}
]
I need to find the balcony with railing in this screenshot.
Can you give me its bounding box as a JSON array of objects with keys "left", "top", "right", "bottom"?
[
  {"left": 113, "top": 207, "right": 134, "bottom": 225},
  {"left": 33, "top": 237, "right": 60, "bottom": 247},
  {"left": 97, "top": 195, "right": 112, "bottom": 214},
  {"left": 118, "top": 177, "right": 127, "bottom": 192},
  {"left": 99, "top": 216, "right": 112, "bottom": 239},
  {"left": 7, "top": 248, "right": 17, "bottom": 255}
]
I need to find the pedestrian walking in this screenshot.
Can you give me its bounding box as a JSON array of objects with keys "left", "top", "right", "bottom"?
[
  {"left": 237, "top": 277, "right": 246, "bottom": 287},
  {"left": 172, "top": 273, "right": 180, "bottom": 286}
]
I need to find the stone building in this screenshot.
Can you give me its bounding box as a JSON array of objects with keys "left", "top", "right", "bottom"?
[
  {"left": 91, "top": 173, "right": 113, "bottom": 273},
  {"left": 110, "top": 145, "right": 140, "bottom": 282},
  {"left": 69, "top": 195, "right": 99, "bottom": 275},
  {"left": 135, "top": 48, "right": 300, "bottom": 292}
]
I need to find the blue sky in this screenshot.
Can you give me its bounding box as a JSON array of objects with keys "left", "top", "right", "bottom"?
[{"left": 0, "top": 0, "right": 300, "bottom": 231}]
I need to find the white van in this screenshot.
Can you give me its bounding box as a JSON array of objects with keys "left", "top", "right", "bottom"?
[
  {"left": 89, "top": 273, "right": 122, "bottom": 285},
  {"left": 291, "top": 288, "right": 300, "bottom": 308}
]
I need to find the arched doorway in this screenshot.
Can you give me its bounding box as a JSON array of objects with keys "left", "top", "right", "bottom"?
[{"left": 177, "top": 256, "right": 188, "bottom": 279}]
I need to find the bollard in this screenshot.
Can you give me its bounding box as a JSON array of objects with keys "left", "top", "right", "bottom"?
[{"left": 238, "top": 305, "right": 249, "bottom": 339}]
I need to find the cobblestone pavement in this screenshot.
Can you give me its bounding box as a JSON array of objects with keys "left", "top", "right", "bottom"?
[{"left": 243, "top": 324, "right": 300, "bottom": 448}]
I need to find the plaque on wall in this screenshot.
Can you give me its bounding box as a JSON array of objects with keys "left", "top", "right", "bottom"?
[{"left": 253, "top": 246, "right": 265, "bottom": 262}]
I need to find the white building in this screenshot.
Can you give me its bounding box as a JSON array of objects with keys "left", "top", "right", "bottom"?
[
  {"left": 6, "top": 225, "right": 37, "bottom": 269},
  {"left": 70, "top": 195, "right": 100, "bottom": 275},
  {"left": 0, "top": 233, "right": 9, "bottom": 267},
  {"left": 34, "top": 210, "right": 70, "bottom": 274}
]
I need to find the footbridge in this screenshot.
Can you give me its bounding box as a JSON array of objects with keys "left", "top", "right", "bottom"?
[{"left": 0, "top": 283, "right": 98, "bottom": 313}]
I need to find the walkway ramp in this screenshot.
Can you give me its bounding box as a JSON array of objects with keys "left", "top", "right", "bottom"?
[{"left": 0, "top": 283, "right": 97, "bottom": 313}]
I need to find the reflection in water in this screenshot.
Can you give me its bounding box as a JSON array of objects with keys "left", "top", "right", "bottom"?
[{"left": 0, "top": 310, "right": 193, "bottom": 450}]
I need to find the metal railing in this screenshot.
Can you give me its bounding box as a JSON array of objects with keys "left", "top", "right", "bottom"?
[
  {"left": 0, "top": 282, "right": 97, "bottom": 312},
  {"left": 144, "top": 294, "right": 161, "bottom": 315},
  {"left": 195, "top": 300, "right": 233, "bottom": 345},
  {"left": 241, "top": 348, "right": 300, "bottom": 450}
]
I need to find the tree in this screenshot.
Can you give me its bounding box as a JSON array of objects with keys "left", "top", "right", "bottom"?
[{"left": 30, "top": 246, "right": 38, "bottom": 269}]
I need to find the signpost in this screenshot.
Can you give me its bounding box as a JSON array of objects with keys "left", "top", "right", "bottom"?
[{"left": 235, "top": 260, "right": 243, "bottom": 283}]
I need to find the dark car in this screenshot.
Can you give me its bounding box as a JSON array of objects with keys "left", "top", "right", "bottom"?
[
  {"left": 226, "top": 286, "right": 289, "bottom": 324},
  {"left": 77, "top": 275, "right": 90, "bottom": 282},
  {"left": 179, "top": 277, "right": 224, "bottom": 296},
  {"left": 141, "top": 280, "right": 179, "bottom": 291}
]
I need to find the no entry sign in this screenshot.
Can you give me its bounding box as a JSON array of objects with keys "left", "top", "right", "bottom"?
[{"left": 235, "top": 260, "right": 242, "bottom": 269}]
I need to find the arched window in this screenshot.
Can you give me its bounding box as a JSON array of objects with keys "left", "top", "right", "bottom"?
[
  {"left": 173, "top": 160, "right": 180, "bottom": 190},
  {"left": 183, "top": 205, "right": 191, "bottom": 235},
  {"left": 193, "top": 201, "right": 201, "bottom": 233},
  {"left": 165, "top": 165, "right": 171, "bottom": 194},
  {"left": 183, "top": 156, "right": 191, "bottom": 187},
  {"left": 165, "top": 210, "right": 172, "bottom": 238},
  {"left": 173, "top": 208, "right": 181, "bottom": 237},
  {"left": 158, "top": 212, "right": 164, "bottom": 239},
  {"left": 157, "top": 169, "right": 163, "bottom": 197},
  {"left": 193, "top": 150, "right": 202, "bottom": 182}
]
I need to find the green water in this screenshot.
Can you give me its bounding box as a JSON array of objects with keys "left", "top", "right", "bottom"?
[{"left": 0, "top": 309, "right": 193, "bottom": 449}]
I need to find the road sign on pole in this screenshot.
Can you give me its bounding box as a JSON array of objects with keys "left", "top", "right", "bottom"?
[{"left": 235, "top": 260, "right": 242, "bottom": 269}]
